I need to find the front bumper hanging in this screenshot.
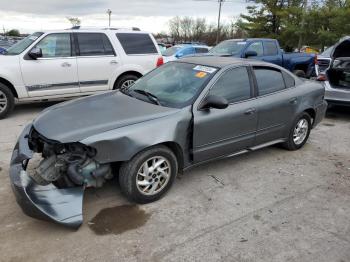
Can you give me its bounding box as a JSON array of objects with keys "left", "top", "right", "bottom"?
[{"left": 9, "top": 124, "right": 84, "bottom": 228}]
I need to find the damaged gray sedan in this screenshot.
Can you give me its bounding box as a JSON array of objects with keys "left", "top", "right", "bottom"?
[{"left": 9, "top": 57, "right": 327, "bottom": 228}]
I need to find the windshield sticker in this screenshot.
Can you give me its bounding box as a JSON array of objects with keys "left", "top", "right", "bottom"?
[
  {"left": 195, "top": 71, "right": 208, "bottom": 78},
  {"left": 193, "top": 65, "right": 217, "bottom": 74},
  {"left": 237, "top": 42, "right": 247, "bottom": 45}
]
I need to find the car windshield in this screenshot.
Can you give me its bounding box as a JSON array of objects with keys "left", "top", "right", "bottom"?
[
  {"left": 321, "top": 45, "right": 334, "bottom": 57},
  {"left": 3, "top": 32, "right": 43, "bottom": 55},
  {"left": 126, "top": 62, "right": 218, "bottom": 108},
  {"left": 209, "top": 40, "right": 246, "bottom": 55},
  {"left": 163, "top": 46, "right": 182, "bottom": 56}
]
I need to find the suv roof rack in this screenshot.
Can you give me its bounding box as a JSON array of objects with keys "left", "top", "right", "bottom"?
[{"left": 70, "top": 26, "right": 141, "bottom": 31}]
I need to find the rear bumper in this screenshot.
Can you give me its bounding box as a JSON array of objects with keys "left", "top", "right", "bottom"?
[
  {"left": 324, "top": 81, "right": 350, "bottom": 105},
  {"left": 9, "top": 124, "right": 84, "bottom": 228}
]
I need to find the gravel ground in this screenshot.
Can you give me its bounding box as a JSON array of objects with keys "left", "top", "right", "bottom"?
[{"left": 0, "top": 103, "right": 349, "bottom": 262}]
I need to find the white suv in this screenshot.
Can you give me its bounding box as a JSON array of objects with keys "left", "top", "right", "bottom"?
[{"left": 0, "top": 27, "right": 163, "bottom": 119}]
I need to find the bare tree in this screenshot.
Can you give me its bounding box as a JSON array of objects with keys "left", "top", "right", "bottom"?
[
  {"left": 67, "top": 17, "right": 81, "bottom": 27},
  {"left": 169, "top": 16, "right": 181, "bottom": 43}
]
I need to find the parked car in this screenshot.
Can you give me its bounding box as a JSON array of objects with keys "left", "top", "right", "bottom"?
[
  {"left": 209, "top": 38, "right": 316, "bottom": 78},
  {"left": 316, "top": 37, "right": 350, "bottom": 106},
  {"left": 0, "top": 47, "right": 6, "bottom": 54},
  {"left": 163, "top": 44, "right": 209, "bottom": 63},
  {"left": 9, "top": 56, "right": 327, "bottom": 228},
  {"left": 0, "top": 28, "right": 163, "bottom": 119}
]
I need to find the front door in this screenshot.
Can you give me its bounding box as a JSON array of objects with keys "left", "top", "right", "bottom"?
[
  {"left": 193, "top": 66, "right": 258, "bottom": 163},
  {"left": 21, "top": 33, "right": 79, "bottom": 97},
  {"left": 75, "top": 33, "right": 120, "bottom": 92}
]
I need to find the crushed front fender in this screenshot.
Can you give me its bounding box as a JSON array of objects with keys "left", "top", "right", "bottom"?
[{"left": 9, "top": 124, "right": 84, "bottom": 229}]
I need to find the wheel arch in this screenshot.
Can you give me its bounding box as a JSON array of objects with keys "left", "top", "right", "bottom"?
[
  {"left": 0, "top": 77, "right": 18, "bottom": 98},
  {"left": 113, "top": 71, "right": 143, "bottom": 89},
  {"left": 159, "top": 141, "right": 184, "bottom": 172},
  {"left": 303, "top": 108, "right": 316, "bottom": 127}
]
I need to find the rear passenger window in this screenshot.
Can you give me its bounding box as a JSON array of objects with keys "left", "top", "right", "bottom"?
[
  {"left": 77, "top": 33, "right": 114, "bottom": 56},
  {"left": 116, "top": 33, "right": 157, "bottom": 55},
  {"left": 254, "top": 67, "right": 285, "bottom": 95},
  {"left": 264, "top": 41, "right": 278, "bottom": 56},
  {"left": 195, "top": 47, "right": 208, "bottom": 54},
  {"left": 282, "top": 71, "right": 295, "bottom": 88},
  {"left": 210, "top": 67, "right": 251, "bottom": 103}
]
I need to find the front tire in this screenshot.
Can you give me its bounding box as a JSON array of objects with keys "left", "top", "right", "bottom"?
[
  {"left": 119, "top": 145, "right": 178, "bottom": 204},
  {"left": 0, "top": 83, "right": 15, "bottom": 119},
  {"left": 282, "top": 112, "right": 312, "bottom": 150}
]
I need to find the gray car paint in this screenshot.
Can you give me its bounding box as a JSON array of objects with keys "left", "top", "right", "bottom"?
[{"left": 9, "top": 56, "right": 327, "bottom": 227}]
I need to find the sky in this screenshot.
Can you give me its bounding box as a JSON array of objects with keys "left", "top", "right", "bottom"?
[{"left": 0, "top": 0, "right": 250, "bottom": 34}]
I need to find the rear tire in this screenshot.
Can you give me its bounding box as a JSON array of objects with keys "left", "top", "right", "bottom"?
[
  {"left": 0, "top": 83, "right": 15, "bottom": 119},
  {"left": 114, "top": 74, "right": 139, "bottom": 91},
  {"left": 293, "top": 70, "right": 307, "bottom": 78},
  {"left": 119, "top": 145, "right": 178, "bottom": 204},
  {"left": 282, "top": 112, "right": 312, "bottom": 151}
]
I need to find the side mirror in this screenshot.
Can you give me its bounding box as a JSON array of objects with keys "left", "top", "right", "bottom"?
[
  {"left": 28, "top": 47, "right": 42, "bottom": 59},
  {"left": 199, "top": 95, "right": 229, "bottom": 110},
  {"left": 244, "top": 50, "right": 257, "bottom": 58}
]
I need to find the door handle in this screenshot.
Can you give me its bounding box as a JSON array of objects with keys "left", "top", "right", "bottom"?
[
  {"left": 289, "top": 97, "right": 298, "bottom": 104},
  {"left": 244, "top": 108, "right": 256, "bottom": 115},
  {"left": 110, "top": 60, "right": 118, "bottom": 65},
  {"left": 61, "top": 62, "right": 71, "bottom": 67}
]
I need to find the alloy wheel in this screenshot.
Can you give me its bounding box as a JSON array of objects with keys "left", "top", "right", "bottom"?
[
  {"left": 0, "top": 90, "right": 8, "bottom": 113},
  {"left": 293, "top": 118, "right": 309, "bottom": 145},
  {"left": 136, "top": 156, "right": 171, "bottom": 196}
]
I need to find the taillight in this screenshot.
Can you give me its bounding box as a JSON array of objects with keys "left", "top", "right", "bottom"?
[
  {"left": 314, "top": 55, "right": 318, "bottom": 65},
  {"left": 317, "top": 73, "right": 327, "bottom": 81},
  {"left": 156, "top": 57, "right": 164, "bottom": 67}
]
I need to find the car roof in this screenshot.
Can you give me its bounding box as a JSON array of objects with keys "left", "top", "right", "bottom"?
[
  {"left": 223, "top": 38, "right": 276, "bottom": 42},
  {"left": 35, "top": 28, "right": 151, "bottom": 35},
  {"left": 177, "top": 56, "right": 273, "bottom": 68}
]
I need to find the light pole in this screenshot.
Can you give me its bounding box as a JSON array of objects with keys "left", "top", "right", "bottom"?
[
  {"left": 216, "top": 0, "right": 224, "bottom": 44},
  {"left": 107, "top": 9, "right": 112, "bottom": 27}
]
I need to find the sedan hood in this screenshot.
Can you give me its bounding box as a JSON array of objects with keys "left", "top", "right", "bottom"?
[{"left": 33, "top": 92, "right": 180, "bottom": 143}]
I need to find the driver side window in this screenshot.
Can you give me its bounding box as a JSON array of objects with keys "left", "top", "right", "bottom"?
[
  {"left": 209, "top": 67, "right": 252, "bottom": 103},
  {"left": 246, "top": 42, "right": 263, "bottom": 56},
  {"left": 34, "top": 33, "right": 71, "bottom": 58}
]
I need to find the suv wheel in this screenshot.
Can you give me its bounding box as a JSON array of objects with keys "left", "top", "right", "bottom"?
[
  {"left": 282, "top": 112, "right": 311, "bottom": 150},
  {"left": 119, "top": 145, "right": 178, "bottom": 204},
  {"left": 0, "top": 83, "right": 15, "bottom": 119},
  {"left": 114, "top": 74, "right": 139, "bottom": 91}
]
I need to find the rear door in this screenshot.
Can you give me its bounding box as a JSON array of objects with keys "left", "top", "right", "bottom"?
[
  {"left": 262, "top": 40, "right": 282, "bottom": 66},
  {"left": 193, "top": 66, "right": 258, "bottom": 162},
  {"left": 253, "top": 66, "right": 297, "bottom": 145},
  {"left": 20, "top": 33, "right": 80, "bottom": 97},
  {"left": 75, "top": 33, "right": 119, "bottom": 92}
]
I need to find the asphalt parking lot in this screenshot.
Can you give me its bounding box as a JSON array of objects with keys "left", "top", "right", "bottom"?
[{"left": 0, "top": 103, "right": 349, "bottom": 262}]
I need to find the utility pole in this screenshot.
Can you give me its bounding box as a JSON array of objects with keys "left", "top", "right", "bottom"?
[
  {"left": 107, "top": 9, "right": 112, "bottom": 27},
  {"left": 298, "top": 0, "right": 308, "bottom": 51},
  {"left": 216, "top": 0, "right": 224, "bottom": 45}
]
